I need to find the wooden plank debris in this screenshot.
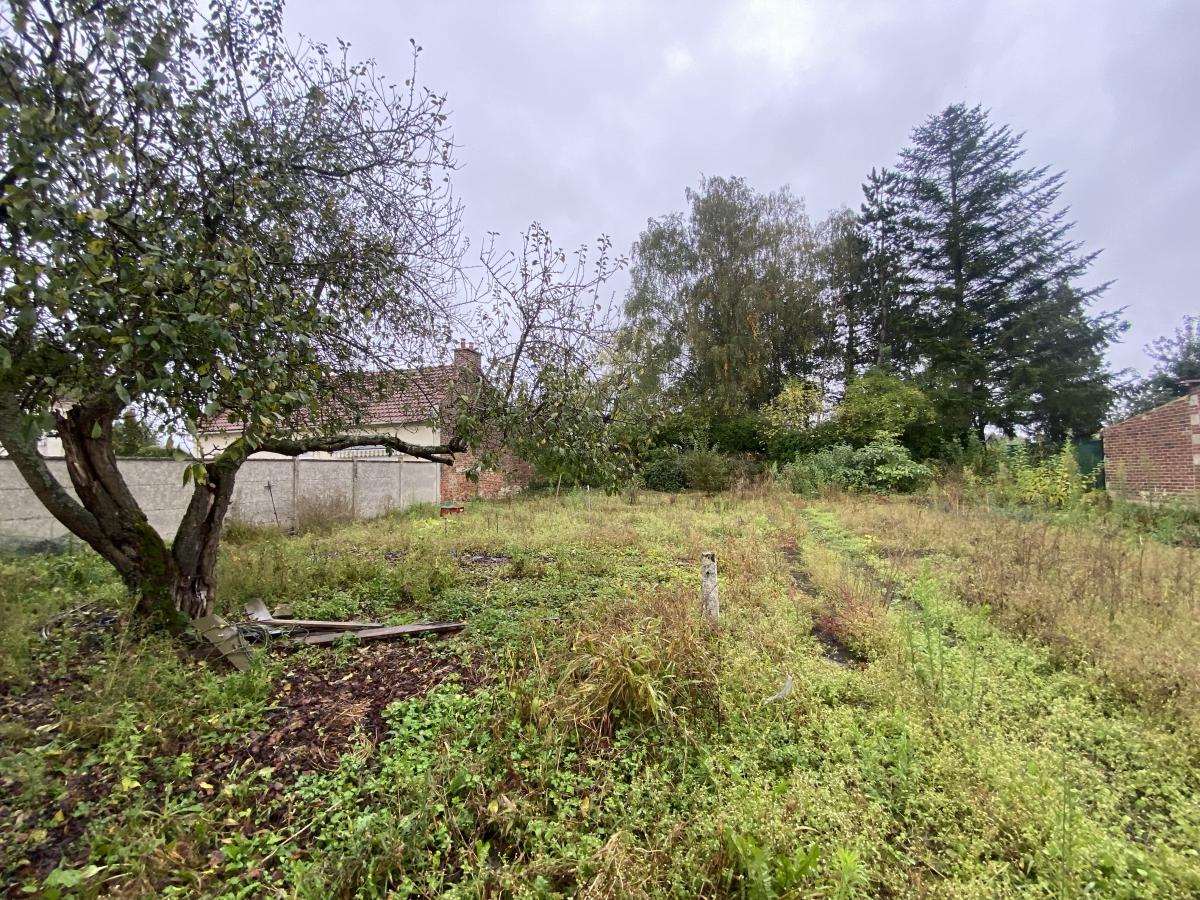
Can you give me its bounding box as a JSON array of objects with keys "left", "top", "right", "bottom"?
[
  {"left": 241, "top": 599, "right": 463, "bottom": 650},
  {"left": 294, "top": 621, "right": 465, "bottom": 646},
  {"left": 193, "top": 613, "right": 251, "bottom": 671},
  {"left": 244, "top": 599, "right": 382, "bottom": 630}
]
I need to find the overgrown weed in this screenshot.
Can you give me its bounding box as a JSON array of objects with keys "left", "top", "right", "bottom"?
[
  {"left": 824, "top": 495, "right": 1200, "bottom": 724},
  {"left": 2, "top": 490, "right": 1198, "bottom": 896}
]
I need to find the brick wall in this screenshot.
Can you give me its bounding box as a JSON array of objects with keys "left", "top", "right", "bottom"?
[
  {"left": 437, "top": 341, "right": 532, "bottom": 502},
  {"left": 1102, "top": 384, "right": 1200, "bottom": 501},
  {"left": 440, "top": 446, "right": 532, "bottom": 503}
]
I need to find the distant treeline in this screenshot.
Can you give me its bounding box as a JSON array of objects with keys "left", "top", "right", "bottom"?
[{"left": 618, "top": 103, "right": 1140, "bottom": 453}]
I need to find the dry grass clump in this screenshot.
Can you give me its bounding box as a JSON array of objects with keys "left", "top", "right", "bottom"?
[
  {"left": 827, "top": 496, "right": 1200, "bottom": 719},
  {"left": 554, "top": 585, "right": 718, "bottom": 738},
  {"left": 801, "top": 543, "right": 892, "bottom": 662},
  {"left": 295, "top": 492, "right": 355, "bottom": 534},
  {"left": 578, "top": 831, "right": 665, "bottom": 900}
]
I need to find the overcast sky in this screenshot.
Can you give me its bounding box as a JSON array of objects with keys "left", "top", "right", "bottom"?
[{"left": 286, "top": 0, "right": 1198, "bottom": 376}]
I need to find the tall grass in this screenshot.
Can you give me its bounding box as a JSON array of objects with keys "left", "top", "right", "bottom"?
[
  {"left": 4, "top": 489, "right": 1199, "bottom": 896},
  {"left": 827, "top": 494, "right": 1200, "bottom": 723}
]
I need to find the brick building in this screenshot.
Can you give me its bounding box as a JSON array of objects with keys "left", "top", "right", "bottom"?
[
  {"left": 197, "top": 341, "right": 531, "bottom": 503},
  {"left": 439, "top": 440, "right": 533, "bottom": 503},
  {"left": 1102, "top": 381, "right": 1200, "bottom": 501},
  {"left": 434, "top": 341, "right": 533, "bottom": 502}
]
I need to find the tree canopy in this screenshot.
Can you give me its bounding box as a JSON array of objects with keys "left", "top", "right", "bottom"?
[
  {"left": 620, "top": 105, "right": 1125, "bottom": 449},
  {"left": 1125, "top": 315, "right": 1200, "bottom": 415},
  {"left": 0, "top": 0, "right": 627, "bottom": 625},
  {"left": 621, "top": 176, "right": 824, "bottom": 415}
]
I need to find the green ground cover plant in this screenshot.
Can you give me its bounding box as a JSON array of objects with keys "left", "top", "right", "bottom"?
[{"left": 1, "top": 492, "right": 1197, "bottom": 897}]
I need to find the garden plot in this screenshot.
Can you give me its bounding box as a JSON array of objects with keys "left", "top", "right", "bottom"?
[{"left": 1, "top": 493, "right": 1198, "bottom": 897}]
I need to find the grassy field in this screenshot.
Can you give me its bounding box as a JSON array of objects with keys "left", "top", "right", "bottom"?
[{"left": 2, "top": 490, "right": 1198, "bottom": 898}]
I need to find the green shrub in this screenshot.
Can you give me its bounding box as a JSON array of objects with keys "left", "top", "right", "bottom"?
[
  {"left": 782, "top": 444, "right": 858, "bottom": 496},
  {"left": 937, "top": 433, "right": 1004, "bottom": 477},
  {"left": 651, "top": 407, "right": 711, "bottom": 451},
  {"left": 641, "top": 449, "right": 686, "bottom": 492},
  {"left": 681, "top": 448, "right": 732, "bottom": 492},
  {"left": 710, "top": 413, "right": 764, "bottom": 453},
  {"left": 852, "top": 435, "right": 934, "bottom": 492},
  {"left": 978, "top": 442, "right": 1091, "bottom": 509},
  {"left": 727, "top": 454, "right": 769, "bottom": 486},
  {"left": 1011, "top": 443, "right": 1088, "bottom": 508},
  {"left": 761, "top": 379, "right": 824, "bottom": 436},
  {"left": 766, "top": 419, "right": 843, "bottom": 464},
  {"left": 836, "top": 369, "right": 935, "bottom": 451},
  {"left": 782, "top": 436, "right": 931, "bottom": 496}
]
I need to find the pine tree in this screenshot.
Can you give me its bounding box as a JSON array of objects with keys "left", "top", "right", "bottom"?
[
  {"left": 858, "top": 167, "right": 912, "bottom": 369},
  {"left": 895, "top": 104, "right": 1119, "bottom": 440},
  {"left": 1005, "top": 283, "right": 1126, "bottom": 441}
]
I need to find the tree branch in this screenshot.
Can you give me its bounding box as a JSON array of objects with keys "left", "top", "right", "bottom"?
[{"left": 248, "top": 433, "right": 465, "bottom": 465}]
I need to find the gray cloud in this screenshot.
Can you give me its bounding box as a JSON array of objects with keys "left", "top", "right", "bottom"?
[{"left": 286, "top": 0, "right": 1199, "bottom": 375}]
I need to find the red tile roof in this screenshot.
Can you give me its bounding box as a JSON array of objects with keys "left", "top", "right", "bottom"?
[{"left": 200, "top": 365, "right": 464, "bottom": 434}]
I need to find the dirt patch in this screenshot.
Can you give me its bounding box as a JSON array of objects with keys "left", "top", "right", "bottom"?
[
  {"left": 0, "top": 607, "right": 118, "bottom": 731},
  {"left": 0, "top": 627, "right": 478, "bottom": 889},
  {"left": 206, "top": 640, "right": 479, "bottom": 784},
  {"left": 781, "top": 547, "right": 819, "bottom": 595},
  {"left": 457, "top": 550, "right": 512, "bottom": 566},
  {"left": 810, "top": 614, "right": 867, "bottom": 668}
]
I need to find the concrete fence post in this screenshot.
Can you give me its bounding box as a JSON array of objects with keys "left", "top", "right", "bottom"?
[
  {"left": 290, "top": 457, "right": 300, "bottom": 531},
  {"left": 700, "top": 551, "right": 719, "bottom": 626},
  {"left": 351, "top": 458, "right": 359, "bottom": 520}
]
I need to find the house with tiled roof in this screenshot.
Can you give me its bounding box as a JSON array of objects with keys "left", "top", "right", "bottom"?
[{"left": 195, "top": 342, "right": 531, "bottom": 501}]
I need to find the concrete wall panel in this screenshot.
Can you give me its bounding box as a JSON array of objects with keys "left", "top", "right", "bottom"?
[{"left": 0, "top": 456, "right": 438, "bottom": 541}]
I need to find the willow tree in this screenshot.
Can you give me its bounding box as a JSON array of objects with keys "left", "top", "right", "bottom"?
[
  {"left": 621, "top": 176, "right": 824, "bottom": 415},
  {"left": 0, "top": 0, "right": 621, "bottom": 627}
]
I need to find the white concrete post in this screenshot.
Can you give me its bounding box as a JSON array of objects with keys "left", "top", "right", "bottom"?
[
  {"left": 351, "top": 458, "right": 359, "bottom": 520},
  {"left": 290, "top": 458, "right": 300, "bottom": 531},
  {"left": 396, "top": 458, "right": 404, "bottom": 511},
  {"left": 701, "top": 551, "right": 719, "bottom": 626}
]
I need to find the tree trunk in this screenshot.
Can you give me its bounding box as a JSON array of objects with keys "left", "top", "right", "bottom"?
[
  {"left": 0, "top": 400, "right": 449, "bottom": 631},
  {"left": 53, "top": 404, "right": 196, "bottom": 627},
  {"left": 171, "top": 462, "right": 239, "bottom": 620},
  {"left": 0, "top": 400, "right": 237, "bottom": 629}
]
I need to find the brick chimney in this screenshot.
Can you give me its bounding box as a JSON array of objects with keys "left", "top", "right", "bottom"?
[{"left": 452, "top": 339, "right": 482, "bottom": 373}]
